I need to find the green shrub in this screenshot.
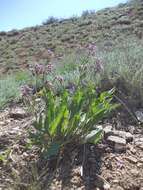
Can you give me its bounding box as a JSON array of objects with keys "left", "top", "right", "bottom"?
[
  {"left": 0, "top": 71, "right": 33, "bottom": 109},
  {"left": 0, "top": 76, "right": 20, "bottom": 108},
  {"left": 81, "top": 10, "right": 95, "bottom": 18},
  {"left": 99, "top": 39, "right": 143, "bottom": 103},
  {"left": 42, "top": 17, "right": 59, "bottom": 25}
]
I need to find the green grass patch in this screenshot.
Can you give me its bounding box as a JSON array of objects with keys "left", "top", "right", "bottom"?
[{"left": 0, "top": 70, "right": 33, "bottom": 109}]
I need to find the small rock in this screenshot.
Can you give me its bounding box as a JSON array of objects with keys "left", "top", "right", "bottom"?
[
  {"left": 112, "top": 130, "right": 133, "bottom": 142},
  {"left": 125, "top": 132, "right": 133, "bottom": 142},
  {"left": 9, "top": 107, "right": 28, "bottom": 119},
  {"left": 127, "top": 125, "right": 135, "bottom": 134},
  {"left": 107, "top": 136, "right": 126, "bottom": 152},
  {"left": 135, "top": 110, "right": 143, "bottom": 122},
  {"left": 125, "top": 156, "right": 138, "bottom": 164},
  {"left": 103, "top": 124, "right": 112, "bottom": 136}
]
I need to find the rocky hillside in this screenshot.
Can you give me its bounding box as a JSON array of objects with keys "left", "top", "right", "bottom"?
[{"left": 0, "top": 0, "right": 143, "bottom": 73}]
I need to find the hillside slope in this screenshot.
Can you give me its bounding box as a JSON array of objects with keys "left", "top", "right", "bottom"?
[{"left": 0, "top": 0, "right": 143, "bottom": 73}]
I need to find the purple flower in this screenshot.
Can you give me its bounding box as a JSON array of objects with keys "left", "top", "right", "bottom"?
[
  {"left": 86, "top": 43, "right": 97, "bottom": 56},
  {"left": 47, "top": 49, "right": 54, "bottom": 55},
  {"left": 46, "top": 63, "right": 53, "bottom": 73},
  {"left": 95, "top": 59, "right": 104, "bottom": 72},
  {"left": 116, "top": 159, "right": 124, "bottom": 169},
  {"left": 34, "top": 64, "right": 45, "bottom": 75},
  {"left": 21, "top": 85, "right": 33, "bottom": 96}
]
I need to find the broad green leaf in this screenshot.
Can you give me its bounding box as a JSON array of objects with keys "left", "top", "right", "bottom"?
[
  {"left": 46, "top": 142, "right": 61, "bottom": 157},
  {"left": 83, "top": 129, "right": 103, "bottom": 144},
  {"left": 49, "top": 105, "right": 67, "bottom": 136}
]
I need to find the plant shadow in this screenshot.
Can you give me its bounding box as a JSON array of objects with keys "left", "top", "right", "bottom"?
[{"left": 12, "top": 143, "right": 105, "bottom": 190}]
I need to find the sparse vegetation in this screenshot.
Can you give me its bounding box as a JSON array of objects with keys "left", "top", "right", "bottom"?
[
  {"left": 0, "top": 1, "right": 143, "bottom": 189},
  {"left": 0, "top": 75, "right": 20, "bottom": 108},
  {"left": 42, "top": 16, "right": 59, "bottom": 25}
]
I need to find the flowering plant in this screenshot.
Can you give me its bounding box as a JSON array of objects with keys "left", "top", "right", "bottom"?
[{"left": 22, "top": 61, "right": 117, "bottom": 158}]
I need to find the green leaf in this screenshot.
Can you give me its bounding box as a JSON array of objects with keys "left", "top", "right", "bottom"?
[
  {"left": 84, "top": 129, "right": 103, "bottom": 144},
  {"left": 46, "top": 142, "right": 61, "bottom": 157},
  {"left": 49, "top": 105, "right": 67, "bottom": 136}
]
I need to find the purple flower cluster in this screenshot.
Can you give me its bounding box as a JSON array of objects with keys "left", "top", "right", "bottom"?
[
  {"left": 46, "top": 63, "right": 53, "bottom": 73},
  {"left": 35, "top": 64, "right": 45, "bottom": 75},
  {"left": 95, "top": 59, "right": 104, "bottom": 72},
  {"left": 30, "top": 63, "right": 53, "bottom": 76},
  {"left": 21, "top": 85, "right": 33, "bottom": 96},
  {"left": 86, "top": 43, "right": 97, "bottom": 56}
]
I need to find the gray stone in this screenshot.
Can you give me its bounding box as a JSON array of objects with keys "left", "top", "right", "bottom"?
[
  {"left": 106, "top": 130, "right": 133, "bottom": 142},
  {"left": 103, "top": 124, "right": 112, "bottom": 136},
  {"left": 9, "top": 107, "right": 28, "bottom": 119},
  {"left": 127, "top": 125, "right": 135, "bottom": 134},
  {"left": 135, "top": 110, "right": 143, "bottom": 122},
  {"left": 113, "top": 131, "right": 133, "bottom": 142},
  {"left": 107, "top": 136, "right": 126, "bottom": 152},
  {"left": 125, "top": 132, "right": 134, "bottom": 142}
]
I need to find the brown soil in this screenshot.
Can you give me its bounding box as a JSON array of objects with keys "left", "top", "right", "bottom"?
[{"left": 0, "top": 105, "right": 143, "bottom": 190}]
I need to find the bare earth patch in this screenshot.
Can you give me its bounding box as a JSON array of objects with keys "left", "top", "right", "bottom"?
[{"left": 0, "top": 105, "right": 143, "bottom": 190}]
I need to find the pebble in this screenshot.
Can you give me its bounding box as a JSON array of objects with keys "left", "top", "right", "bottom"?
[
  {"left": 103, "top": 124, "right": 112, "bottom": 136},
  {"left": 111, "top": 130, "right": 133, "bottom": 142},
  {"left": 9, "top": 107, "right": 28, "bottom": 119},
  {"left": 135, "top": 110, "right": 143, "bottom": 122},
  {"left": 107, "top": 136, "right": 126, "bottom": 152}
]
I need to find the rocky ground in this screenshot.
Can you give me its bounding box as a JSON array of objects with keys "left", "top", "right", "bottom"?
[{"left": 0, "top": 105, "right": 143, "bottom": 190}]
